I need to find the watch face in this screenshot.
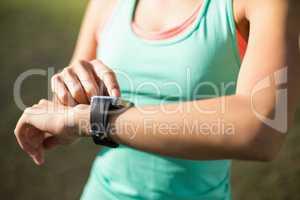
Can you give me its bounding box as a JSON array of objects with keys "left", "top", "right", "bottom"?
[{"left": 91, "top": 96, "right": 133, "bottom": 109}]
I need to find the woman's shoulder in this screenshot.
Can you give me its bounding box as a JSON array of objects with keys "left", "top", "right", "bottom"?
[
  {"left": 236, "top": 0, "right": 293, "bottom": 20},
  {"left": 90, "top": 0, "right": 119, "bottom": 32},
  {"left": 236, "top": 0, "right": 298, "bottom": 28}
]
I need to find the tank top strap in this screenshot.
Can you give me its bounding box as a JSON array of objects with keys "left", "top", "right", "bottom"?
[
  {"left": 100, "top": 0, "right": 136, "bottom": 33},
  {"left": 112, "top": 0, "right": 137, "bottom": 27}
]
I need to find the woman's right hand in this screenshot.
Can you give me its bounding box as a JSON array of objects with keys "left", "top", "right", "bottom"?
[{"left": 51, "top": 59, "right": 120, "bottom": 106}]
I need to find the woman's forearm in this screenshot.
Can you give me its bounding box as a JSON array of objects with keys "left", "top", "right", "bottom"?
[{"left": 110, "top": 94, "right": 286, "bottom": 161}]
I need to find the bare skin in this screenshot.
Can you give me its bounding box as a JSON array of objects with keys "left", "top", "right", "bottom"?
[{"left": 15, "top": 0, "right": 300, "bottom": 165}]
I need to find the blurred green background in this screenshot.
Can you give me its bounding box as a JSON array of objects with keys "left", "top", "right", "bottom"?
[{"left": 0, "top": 0, "right": 299, "bottom": 199}]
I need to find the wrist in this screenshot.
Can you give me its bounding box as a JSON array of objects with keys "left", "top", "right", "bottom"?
[
  {"left": 108, "top": 107, "right": 132, "bottom": 144},
  {"left": 108, "top": 111, "right": 121, "bottom": 144},
  {"left": 73, "top": 104, "right": 91, "bottom": 137}
]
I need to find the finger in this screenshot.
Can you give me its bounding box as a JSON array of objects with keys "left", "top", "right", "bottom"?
[
  {"left": 43, "top": 136, "right": 61, "bottom": 150},
  {"left": 19, "top": 110, "right": 49, "bottom": 165},
  {"left": 61, "top": 68, "right": 89, "bottom": 104},
  {"left": 90, "top": 60, "right": 121, "bottom": 97},
  {"left": 51, "top": 75, "right": 77, "bottom": 106},
  {"left": 31, "top": 145, "right": 45, "bottom": 166},
  {"left": 52, "top": 94, "right": 61, "bottom": 104},
  {"left": 15, "top": 114, "right": 39, "bottom": 156},
  {"left": 26, "top": 124, "right": 45, "bottom": 149},
  {"left": 38, "top": 99, "right": 49, "bottom": 106},
  {"left": 73, "top": 60, "right": 100, "bottom": 100}
]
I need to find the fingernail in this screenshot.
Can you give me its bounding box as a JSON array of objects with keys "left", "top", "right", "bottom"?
[
  {"left": 112, "top": 89, "right": 120, "bottom": 97},
  {"left": 35, "top": 157, "right": 44, "bottom": 166}
]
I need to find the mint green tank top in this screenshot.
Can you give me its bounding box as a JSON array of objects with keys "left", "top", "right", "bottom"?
[{"left": 81, "top": 0, "right": 241, "bottom": 199}]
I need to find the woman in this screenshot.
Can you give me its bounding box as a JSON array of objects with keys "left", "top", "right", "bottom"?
[{"left": 15, "top": 0, "right": 300, "bottom": 199}]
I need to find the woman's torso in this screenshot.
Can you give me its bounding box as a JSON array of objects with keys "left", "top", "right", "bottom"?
[{"left": 81, "top": 0, "right": 248, "bottom": 199}]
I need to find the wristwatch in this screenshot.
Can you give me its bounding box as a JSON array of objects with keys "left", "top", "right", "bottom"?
[{"left": 90, "top": 96, "right": 133, "bottom": 148}]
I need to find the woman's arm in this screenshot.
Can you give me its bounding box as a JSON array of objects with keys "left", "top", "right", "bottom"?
[
  {"left": 13, "top": 1, "right": 120, "bottom": 165},
  {"left": 70, "top": 0, "right": 117, "bottom": 63},
  {"left": 108, "top": 0, "right": 300, "bottom": 161},
  {"left": 14, "top": 0, "right": 300, "bottom": 165},
  {"left": 52, "top": 0, "right": 121, "bottom": 105}
]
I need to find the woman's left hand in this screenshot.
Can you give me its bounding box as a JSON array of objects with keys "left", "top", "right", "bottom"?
[{"left": 14, "top": 99, "right": 90, "bottom": 165}]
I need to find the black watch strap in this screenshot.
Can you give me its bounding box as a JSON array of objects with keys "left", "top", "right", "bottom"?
[{"left": 90, "top": 97, "right": 119, "bottom": 148}]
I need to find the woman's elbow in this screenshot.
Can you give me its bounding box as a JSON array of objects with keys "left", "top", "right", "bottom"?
[
  {"left": 239, "top": 125, "right": 286, "bottom": 162},
  {"left": 252, "top": 145, "right": 281, "bottom": 162}
]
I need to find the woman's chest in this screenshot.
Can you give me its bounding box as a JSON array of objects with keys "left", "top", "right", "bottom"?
[
  {"left": 98, "top": 34, "right": 239, "bottom": 102},
  {"left": 96, "top": 0, "right": 243, "bottom": 103},
  {"left": 134, "top": 0, "right": 249, "bottom": 39}
]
